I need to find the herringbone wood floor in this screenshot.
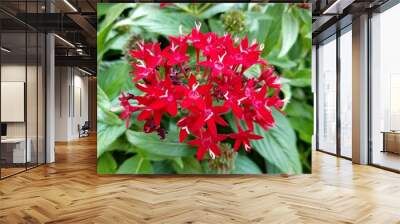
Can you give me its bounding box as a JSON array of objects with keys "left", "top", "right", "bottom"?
[{"left": 1, "top": 135, "right": 400, "bottom": 224}]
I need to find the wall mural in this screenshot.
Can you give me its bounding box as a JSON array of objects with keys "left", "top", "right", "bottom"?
[{"left": 97, "top": 3, "right": 312, "bottom": 174}]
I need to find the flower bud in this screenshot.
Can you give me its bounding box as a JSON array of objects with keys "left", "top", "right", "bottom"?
[
  {"left": 251, "top": 4, "right": 263, "bottom": 12},
  {"left": 222, "top": 10, "right": 246, "bottom": 35},
  {"left": 208, "top": 143, "right": 237, "bottom": 174}
]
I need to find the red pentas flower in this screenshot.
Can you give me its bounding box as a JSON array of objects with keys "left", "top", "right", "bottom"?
[
  {"left": 129, "top": 42, "right": 163, "bottom": 83},
  {"left": 119, "top": 93, "right": 140, "bottom": 128},
  {"left": 180, "top": 75, "right": 212, "bottom": 110},
  {"left": 162, "top": 39, "right": 189, "bottom": 66},
  {"left": 187, "top": 129, "right": 227, "bottom": 160},
  {"left": 230, "top": 123, "right": 263, "bottom": 152},
  {"left": 120, "top": 23, "right": 283, "bottom": 160}
]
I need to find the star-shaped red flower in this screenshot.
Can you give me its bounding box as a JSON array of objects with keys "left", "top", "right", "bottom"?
[
  {"left": 230, "top": 123, "right": 263, "bottom": 151},
  {"left": 187, "top": 129, "right": 227, "bottom": 160}
]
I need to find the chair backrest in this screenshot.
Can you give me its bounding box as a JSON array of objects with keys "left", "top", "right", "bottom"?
[{"left": 82, "top": 121, "right": 90, "bottom": 129}]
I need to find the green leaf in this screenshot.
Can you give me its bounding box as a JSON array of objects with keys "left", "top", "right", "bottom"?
[
  {"left": 284, "top": 68, "right": 310, "bottom": 78},
  {"left": 288, "top": 35, "right": 311, "bottom": 61},
  {"left": 243, "top": 64, "right": 261, "bottom": 79},
  {"left": 97, "top": 32, "right": 111, "bottom": 62},
  {"left": 97, "top": 86, "right": 126, "bottom": 158},
  {"left": 97, "top": 152, "right": 117, "bottom": 174},
  {"left": 137, "top": 149, "right": 175, "bottom": 161},
  {"left": 287, "top": 78, "right": 311, "bottom": 87},
  {"left": 251, "top": 109, "right": 302, "bottom": 174},
  {"left": 287, "top": 69, "right": 311, "bottom": 87},
  {"left": 98, "top": 60, "right": 132, "bottom": 100},
  {"left": 106, "top": 135, "right": 136, "bottom": 153},
  {"left": 246, "top": 11, "right": 273, "bottom": 43},
  {"left": 288, "top": 117, "right": 313, "bottom": 143},
  {"left": 292, "top": 88, "right": 307, "bottom": 100},
  {"left": 208, "top": 19, "right": 225, "bottom": 35},
  {"left": 263, "top": 161, "right": 283, "bottom": 173},
  {"left": 135, "top": 12, "right": 197, "bottom": 37},
  {"left": 116, "top": 155, "right": 153, "bottom": 174},
  {"left": 172, "top": 157, "right": 203, "bottom": 174},
  {"left": 109, "top": 32, "right": 131, "bottom": 51},
  {"left": 279, "top": 12, "right": 299, "bottom": 57},
  {"left": 97, "top": 107, "right": 121, "bottom": 126},
  {"left": 173, "top": 157, "right": 184, "bottom": 169},
  {"left": 97, "top": 123, "right": 126, "bottom": 157},
  {"left": 97, "top": 3, "right": 135, "bottom": 62},
  {"left": 245, "top": 12, "right": 272, "bottom": 21},
  {"left": 285, "top": 100, "right": 313, "bottom": 144},
  {"left": 232, "top": 154, "right": 262, "bottom": 174},
  {"left": 98, "top": 30, "right": 120, "bottom": 63},
  {"left": 281, "top": 83, "right": 292, "bottom": 107},
  {"left": 99, "top": 3, "right": 135, "bottom": 31},
  {"left": 262, "top": 4, "right": 285, "bottom": 55},
  {"left": 151, "top": 161, "right": 175, "bottom": 174},
  {"left": 97, "top": 3, "right": 113, "bottom": 19},
  {"left": 200, "top": 3, "right": 236, "bottom": 18},
  {"left": 285, "top": 100, "right": 313, "bottom": 120},
  {"left": 97, "top": 85, "right": 122, "bottom": 125},
  {"left": 296, "top": 7, "right": 312, "bottom": 24},
  {"left": 268, "top": 56, "right": 296, "bottom": 69},
  {"left": 254, "top": 19, "right": 269, "bottom": 44},
  {"left": 97, "top": 84, "right": 111, "bottom": 110},
  {"left": 125, "top": 130, "right": 196, "bottom": 157},
  {"left": 302, "top": 20, "right": 312, "bottom": 39}
]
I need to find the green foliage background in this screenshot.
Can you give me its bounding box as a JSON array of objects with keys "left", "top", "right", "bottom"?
[{"left": 97, "top": 3, "right": 312, "bottom": 174}]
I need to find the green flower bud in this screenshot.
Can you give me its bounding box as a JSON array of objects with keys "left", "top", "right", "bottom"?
[
  {"left": 208, "top": 143, "right": 237, "bottom": 174},
  {"left": 222, "top": 10, "right": 246, "bottom": 35},
  {"left": 251, "top": 4, "right": 263, "bottom": 12}
]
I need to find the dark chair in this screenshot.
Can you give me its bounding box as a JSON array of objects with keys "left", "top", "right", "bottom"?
[{"left": 78, "top": 121, "right": 90, "bottom": 138}]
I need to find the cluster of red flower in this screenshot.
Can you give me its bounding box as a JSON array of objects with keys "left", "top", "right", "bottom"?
[{"left": 119, "top": 24, "right": 283, "bottom": 160}]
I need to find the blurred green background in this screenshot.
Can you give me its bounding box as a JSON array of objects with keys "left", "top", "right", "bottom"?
[{"left": 97, "top": 3, "right": 312, "bottom": 174}]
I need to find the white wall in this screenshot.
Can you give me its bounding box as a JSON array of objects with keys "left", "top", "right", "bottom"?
[
  {"left": 54, "top": 67, "right": 89, "bottom": 141},
  {"left": 72, "top": 73, "right": 89, "bottom": 138},
  {"left": 1, "top": 63, "right": 46, "bottom": 164},
  {"left": 55, "top": 66, "right": 69, "bottom": 141},
  {"left": 1, "top": 65, "right": 37, "bottom": 138},
  {"left": 1, "top": 65, "right": 26, "bottom": 137},
  {"left": 1, "top": 82, "right": 25, "bottom": 122}
]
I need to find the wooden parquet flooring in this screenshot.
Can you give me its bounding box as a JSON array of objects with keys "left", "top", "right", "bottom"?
[
  {"left": 1, "top": 135, "right": 400, "bottom": 224},
  {"left": 0, "top": 167, "right": 26, "bottom": 178}
]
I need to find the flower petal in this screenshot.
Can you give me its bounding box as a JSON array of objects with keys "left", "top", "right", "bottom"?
[
  {"left": 149, "top": 99, "right": 167, "bottom": 110},
  {"left": 179, "top": 128, "right": 189, "bottom": 143},
  {"left": 167, "top": 100, "right": 178, "bottom": 116},
  {"left": 137, "top": 110, "right": 151, "bottom": 121},
  {"left": 233, "top": 139, "right": 241, "bottom": 151},
  {"left": 196, "top": 146, "right": 207, "bottom": 160},
  {"left": 153, "top": 111, "right": 163, "bottom": 126},
  {"left": 207, "top": 119, "right": 217, "bottom": 137},
  {"left": 210, "top": 144, "right": 221, "bottom": 157}
]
